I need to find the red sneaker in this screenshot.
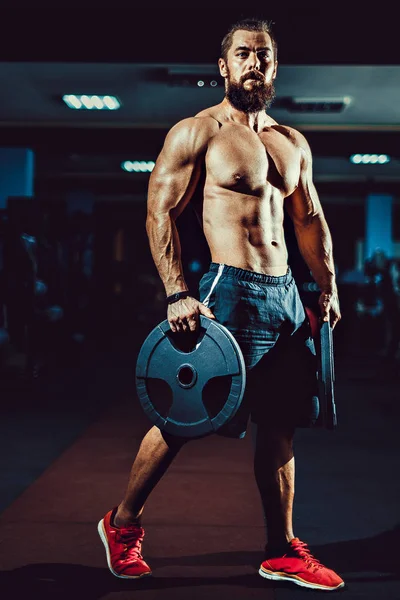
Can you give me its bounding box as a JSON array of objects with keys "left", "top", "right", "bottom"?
[
  {"left": 259, "top": 537, "right": 344, "bottom": 591},
  {"left": 97, "top": 508, "right": 152, "bottom": 579}
]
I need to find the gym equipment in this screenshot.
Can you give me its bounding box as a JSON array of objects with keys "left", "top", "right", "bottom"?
[
  {"left": 305, "top": 307, "right": 337, "bottom": 430},
  {"left": 317, "top": 321, "right": 337, "bottom": 429},
  {"left": 136, "top": 316, "right": 246, "bottom": 438}
]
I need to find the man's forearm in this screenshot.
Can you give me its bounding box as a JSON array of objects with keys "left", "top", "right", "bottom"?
[
  {"left": 146, "top": 212, "right": 189, "bottom": 296},
  {"left": 294, "top": 214, "right": 337, "bottom": 293}
]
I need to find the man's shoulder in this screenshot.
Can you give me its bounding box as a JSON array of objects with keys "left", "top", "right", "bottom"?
[
  {"left": 274, "top": 125, "right": 313, "bottom": 168},
  {"left": 172, "top": 112, "right": 220, "bottom": 134},
  {"left": 271, "top": 123, "right": 309, "bottom": 148},
  {"left": 159, "top": 114, "right": 220, "bottom": 158},
  {"left": 167, "top": 114, "right": 220, "bottom": 147}
]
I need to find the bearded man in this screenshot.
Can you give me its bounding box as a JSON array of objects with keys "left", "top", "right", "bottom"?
[{"left": 97, "top": 17, "right": 344, "bottom": 592}]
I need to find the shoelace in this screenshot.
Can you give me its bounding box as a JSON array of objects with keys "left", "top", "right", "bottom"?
[
  {"left": 291, "top": 540, "right": 324, "bottom": 572},
  {"left": 116, "top": 528, "right": 145, "bottom": 561}
]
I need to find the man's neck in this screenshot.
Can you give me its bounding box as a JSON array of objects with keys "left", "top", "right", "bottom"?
[{"left": 221, "top": 98, "right": 272, "bottom": 132}]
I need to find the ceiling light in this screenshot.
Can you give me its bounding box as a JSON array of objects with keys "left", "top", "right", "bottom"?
[
  {"left": 62, "top": 94, "right": 121, "bottom": 110},
  {"left": 167, "top": 72, "right": 221, "bottom": 87},
  {"left": 350, "top": 154, "right": 390, "bottom": 165},
  {"left": 278, "top": 96, "right": 352, "bottom": 113},
  {"left": 122, "top": 161, "right": 155, "bottom": 173}
]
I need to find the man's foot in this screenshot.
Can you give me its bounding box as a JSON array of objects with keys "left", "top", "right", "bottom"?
[
  {"left": 97, "top": 508, "right": 152, "bottom": 579},
  {"left": 259, "top": 537, "right": 344, "bottom": 591}
]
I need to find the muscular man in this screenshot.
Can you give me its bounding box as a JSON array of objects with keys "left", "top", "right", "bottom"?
[{"left": 98, "top": 18, "right": 344, "bottom": 591}]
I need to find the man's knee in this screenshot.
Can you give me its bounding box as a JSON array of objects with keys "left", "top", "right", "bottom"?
[
  {"left": 160, "top": 428, "right": 190, "bottom": 450},
  {"left": 252, "top": 423, "right": 295, "bottom": 469}
]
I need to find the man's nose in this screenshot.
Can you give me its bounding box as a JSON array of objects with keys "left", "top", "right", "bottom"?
[{"left": 247, "top": 52, "right": 261, "bottom": 70}]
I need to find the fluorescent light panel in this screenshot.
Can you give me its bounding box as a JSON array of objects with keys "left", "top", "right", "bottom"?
[
  {"left": 122, "top": 161, "right": 155, "bottom": 173},
  {"left": 350, "top": 154, "right": 390, "bottom": 164},
  {"left": 63, "top": 95, "right": 121, "bottom": 110}
]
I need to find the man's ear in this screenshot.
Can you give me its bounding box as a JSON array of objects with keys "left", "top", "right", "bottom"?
[
  {"left": 272, "top": 61, "right": 278, "bottom": 80},
  {"left": 218, "top": 57, "right": 228, "bottom": 79}
]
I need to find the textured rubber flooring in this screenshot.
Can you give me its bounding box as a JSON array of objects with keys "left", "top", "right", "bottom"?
[{"left": 0, "top": 352, "right": 399, "bottom": 599}]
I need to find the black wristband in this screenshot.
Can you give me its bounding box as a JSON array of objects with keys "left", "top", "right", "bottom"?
[{"left": 166, "top": 291, "right": 190, "bottom": 305}]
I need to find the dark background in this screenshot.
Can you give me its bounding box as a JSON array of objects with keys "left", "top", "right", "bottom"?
[
  {"left": 1, "top": 5, "right": 397, "bottom": 65},
  {"left": 0, "top": 8, "right": 399, "bottom": 597},
  {"left": 0, "top": 5, "right": 399, "bottom": 365}
]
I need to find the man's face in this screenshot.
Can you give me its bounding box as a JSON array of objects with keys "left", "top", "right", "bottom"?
[{"left": 219, "top": 30, "right": 277, "bottom": 113}]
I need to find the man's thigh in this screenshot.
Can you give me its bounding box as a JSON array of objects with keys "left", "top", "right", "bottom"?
[
  {"left": 247, "top": 320, "right": 319, "bottom": 430},
  {"left": 198, "top": 266, "right": 318, "bottom": 436}
]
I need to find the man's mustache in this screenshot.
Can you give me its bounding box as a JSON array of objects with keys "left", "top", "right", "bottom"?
[{"left": 241, "top": 72, "right": 265, "bottom": 83}]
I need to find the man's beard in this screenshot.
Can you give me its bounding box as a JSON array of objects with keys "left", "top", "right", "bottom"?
[{"left": 226, "top": 70, "right": 276, "bottom": 114}]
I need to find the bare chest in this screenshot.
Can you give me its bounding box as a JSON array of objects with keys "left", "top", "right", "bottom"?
[{"left": 205, "top": 125, "right": 301, "bottom": 197}]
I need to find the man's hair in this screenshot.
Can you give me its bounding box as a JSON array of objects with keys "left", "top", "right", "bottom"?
[{"left": 220, "top": 18, "right": 277, "bottom": 62}]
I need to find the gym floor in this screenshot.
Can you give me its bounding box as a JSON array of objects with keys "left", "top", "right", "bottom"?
[{"left": 0, "top": 335, "right": 399, "bottom": 600}]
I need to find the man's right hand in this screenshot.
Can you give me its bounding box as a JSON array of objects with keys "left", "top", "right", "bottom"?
[{"left": 167, "top": 297, "right": 215, "bottom": 333}]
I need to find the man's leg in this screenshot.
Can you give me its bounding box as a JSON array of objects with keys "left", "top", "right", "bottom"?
[
  {"left": 114, "top": 425, "right": 187, "bottom": 526},
  {"left": 98, "top": 425, "right": 187, "bottom": 578},
  {"left": 253, "top": 422, "right": 345, "bottom": 590},
  {"left": 252, "top": 423, "right": 295, "bottom": 547}
]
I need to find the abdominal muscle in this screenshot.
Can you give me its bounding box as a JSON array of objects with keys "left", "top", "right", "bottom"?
[{"left": 202, "top": 184, "right": 289, "bottom": 276}]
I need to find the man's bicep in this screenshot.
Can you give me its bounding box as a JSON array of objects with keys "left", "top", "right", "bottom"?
[
  {"left": 286, "top": 145, "right": 323, "bottom": 227},
  {"left": 147, "top": 119, "right": 207, "bottom": 219},
  {"left": 148, "top": 154, "right": 200, "bottom": 219}
]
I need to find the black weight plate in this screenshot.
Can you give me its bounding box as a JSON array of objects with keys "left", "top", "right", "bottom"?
[
  {"left": 136, "top": 316, "right": 246, "bottom": 438},
  {"left": 318, "top": 321, "right": 337, "bottom": 429}
]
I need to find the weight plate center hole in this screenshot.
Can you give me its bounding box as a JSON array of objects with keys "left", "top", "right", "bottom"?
[{"left": 177, "top": 364, "right": 197, "bottom": 388}]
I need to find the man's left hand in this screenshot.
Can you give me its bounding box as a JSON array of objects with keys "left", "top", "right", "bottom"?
[{"left": 319, "top": 290, "right": 341, "bottom": 329}]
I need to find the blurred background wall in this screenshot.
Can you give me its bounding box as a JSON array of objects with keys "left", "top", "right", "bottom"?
[{"left": 0, "top": 6, "right": 399, "bottom": 381}]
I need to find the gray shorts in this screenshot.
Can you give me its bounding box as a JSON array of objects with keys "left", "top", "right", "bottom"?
[{"left": 198, "top": 263, "right": 319, "bottom": 438}]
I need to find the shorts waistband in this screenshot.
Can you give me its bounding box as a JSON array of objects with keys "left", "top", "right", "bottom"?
[{"left": 209, "top": 262, "right": 292, "bottom": 285}]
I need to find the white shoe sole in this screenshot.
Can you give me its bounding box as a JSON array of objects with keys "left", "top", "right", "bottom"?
[
  {"left": 97, "top": 518, "right": 152, "bottom": 579},
  {"left": 259, "top": 566, "right": 345, "bottom": 591}
]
